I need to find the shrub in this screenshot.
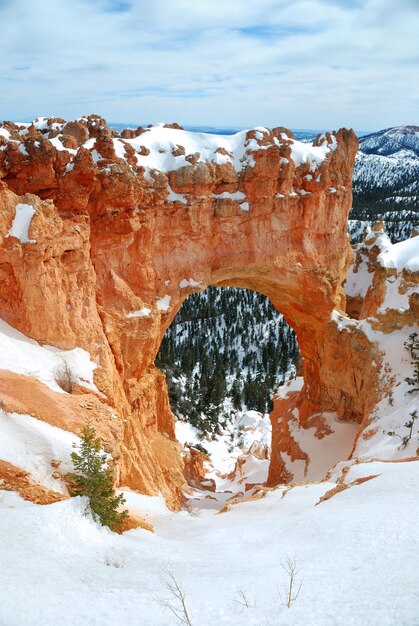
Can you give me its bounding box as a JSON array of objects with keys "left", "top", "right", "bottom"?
[
  {"left": 67, "top": 424, "right": 128, "bottom": 532},
  {"left": 55, "top": 358, "right": 77, "bottom": 393},
  {"left": 278, "top": 555, "right": 302, "bottom": 609},
  {"left": 385, "top": 410, "right": 418, "bottom": 448}
]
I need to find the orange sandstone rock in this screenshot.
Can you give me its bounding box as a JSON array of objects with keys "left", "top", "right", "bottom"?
[{"left": 0, "top": 116, "right": 375, "bottom": 506}]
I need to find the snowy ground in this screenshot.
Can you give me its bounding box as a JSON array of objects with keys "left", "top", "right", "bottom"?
[
  {"left": 1, "top": 396, "right": 418, "bottom": 625},
  {"left": 1, "top": 459, "right": 419, "bottom": 626}
]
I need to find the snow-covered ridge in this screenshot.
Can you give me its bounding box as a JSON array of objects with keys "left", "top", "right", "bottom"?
[
  {"left": 0, "top": 116, "right": 340, "bottom": 176},
  {"left": 359, "top": 125, "right": 419, "bottom": 157}
]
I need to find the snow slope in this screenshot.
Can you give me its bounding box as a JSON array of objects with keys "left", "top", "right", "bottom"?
[
  {"left": 0, "top": 318, "right": 98, "bottom": 395},
  {"left": 0, "top": 459, "right": 418, "bottom": 626},
  {"left": 0, "top": 410, "right": 78, "bottom": 493}
]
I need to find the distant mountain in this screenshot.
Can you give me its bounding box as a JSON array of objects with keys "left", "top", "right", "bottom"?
[
  {"left": 351, "top": 125, "right": 419, "bottom": 234},
  {"left": 358, "top": 125, "right": 419, "bottom": 157}
]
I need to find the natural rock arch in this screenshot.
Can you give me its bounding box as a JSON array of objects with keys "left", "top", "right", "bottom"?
[{"left": 0, "top": 116, "right": 379, "bottom": 507}]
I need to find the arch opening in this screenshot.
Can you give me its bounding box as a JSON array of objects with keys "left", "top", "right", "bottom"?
[
  {"left": 155, "top": 285, "right": 300, "bottom": 499},
  {"left": 156, "top": 286, "right": 299, "bottom": 431},
  {"left": 154, "top": 283, "right": 360, "bottom": 502}
]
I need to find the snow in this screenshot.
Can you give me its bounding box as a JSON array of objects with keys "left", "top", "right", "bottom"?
[
  {"left": 166, "top": 185, "right": 188, "bottom": 204},
  {"left": 331, "top": 309, "right": 358, "bottom": 332},
  {"left": 100, "top": 125, "right": 338, "bottom": 175},
  {"left": 283, "top": 133, "right": 337, "bottom": 171},
  {"left": 1, "top": 459, "right": 418, "bottom": 625},
  {"left": 179, "top": 278, "right": 201, "bottom": 289},
  {"left": 285, "top": 412, "right": 359, "bottom": 482},
  {"left": 378, "top": 275, "right": 412, "bottom": 312},
  {"left": 377, "top": 235, "right": 419, "bottom": 272},
  {"left": 112, "top": 138, "right": 127, "bottom": 160},
  {"left": 32, "top": 116, "right": 50, "bottom": 130},
  {"left": 126, "top": 308, "right": 151, "bottom": 318},
  {"left": 18, "top": 143, "right": 28, "bottom": 156},
  {"left": 175, "top": 410, "right": 272, "bottom": 479},
  {"left": 353, "top": 322, "right": 419, "bottom": 461},
  {"left": 0, "top": 127, "right": 11, "bottom": 140},
  {"left": 0, "top": 117, "right": 418, "bottom": 624},
  {"left": 0, "top": 409, "right": 78, "bottom": 492},
  {"left": 344, "top": 256, "right": 374, "bottom": 298},
  {"left": 128, "top": 125, "right": 247, "bottom": 173},
  {"left": 6, "top": 203, "right": 36, "bottom": 244},
  {"left": 48, "top": 135, "right": 76, "bottom": 154},
  {"left": 0, "top": 318, "right": 99, "bottom": 395},
  {"left": 276, "top": 376, "right": 304, "bottom": 400},
  {"left": 212, "top": 191, "right": 250, "bottom": 210},
  {"left": 156, "top": 294, "right": 171, "bottom": 312},
  {"left": 344, "top": 229, "right": 419, "bottom": 302},
  {"left": 212, "top": 191, "right": 246, "bottom": 200},
  {"left": 90, "top": 149, "right": 103, "bottom": 163},
  {"left": 118, "top": 489, "right": 171, "bottom": 527},
  {"left": 0, "top": 121, "right": 339, "bottom": 182}
]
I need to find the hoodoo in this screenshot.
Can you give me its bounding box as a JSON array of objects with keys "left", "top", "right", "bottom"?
[{"left": 0, "top": 115, "right": 415, "bottom": 507}]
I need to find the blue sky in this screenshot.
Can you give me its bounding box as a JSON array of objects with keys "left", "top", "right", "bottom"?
[{"left": 0, "top": 0, "right": 418, "bottom": 131}]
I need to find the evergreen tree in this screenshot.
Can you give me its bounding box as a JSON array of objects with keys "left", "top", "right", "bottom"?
[{"left": 68, "top": 424, "right": 128, "bottom": 532}]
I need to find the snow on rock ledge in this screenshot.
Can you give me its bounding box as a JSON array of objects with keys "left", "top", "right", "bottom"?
[
  {"left": 344, "top": 223, "right": 419, "bottom": 322},
  {"left": 6, "top": 203, "right": 36, "bottom": 244},
  {"left": 0, "top": 116, "right": 341, "bottom": 178}
]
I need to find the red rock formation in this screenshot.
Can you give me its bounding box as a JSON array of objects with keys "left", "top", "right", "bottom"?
[
  {"left": 0, "top": 115, "right": 371, "bottom": 505},
  {"left": 182, "top": 447, "right": 216, "bottom": 492}
]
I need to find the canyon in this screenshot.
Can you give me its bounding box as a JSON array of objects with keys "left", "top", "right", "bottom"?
[{"left": 0, "top": 115, "right": 417, "bottom": 508}]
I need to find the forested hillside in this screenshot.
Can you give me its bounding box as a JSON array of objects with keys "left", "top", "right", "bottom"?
[
  {"left": 156, "top": 288, "right": 299, "bottom": 435},
  {"left": 352, "top": 126, "right": 419, "bottom": 224}
]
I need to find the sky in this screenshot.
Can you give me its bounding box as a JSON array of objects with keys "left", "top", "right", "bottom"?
[{"left": 0, "top": 0, "right": 418, "bottom": 132}]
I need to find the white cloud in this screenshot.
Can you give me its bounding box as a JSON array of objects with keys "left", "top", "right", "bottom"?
[{"left": 0, "top": 0, "right": 418, "bottom": 131}]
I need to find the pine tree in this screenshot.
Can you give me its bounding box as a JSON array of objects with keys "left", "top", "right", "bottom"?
[
  {"left": 68, "top": 424, "right": 128, "bottom": 532},
  {"left": 405, "top": 332, "right": 419, "bottom": 393}
]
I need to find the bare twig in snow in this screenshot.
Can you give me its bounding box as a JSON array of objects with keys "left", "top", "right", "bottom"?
[
  {"left": 278, "top": 555, "right": 302, "bottom": 609},
  {"left": 156, "top": 565, "right": 193, "bottom": 626},
  {"left": 233, "top": 587, "right": 255, "bottom": 608},
  {"left": 102, "top": 552, "right": 125, "bottom": 568}
]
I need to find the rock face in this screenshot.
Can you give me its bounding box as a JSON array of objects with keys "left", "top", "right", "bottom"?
[{"left": 0, "top": 114, "right": 382, "bottom": 505}]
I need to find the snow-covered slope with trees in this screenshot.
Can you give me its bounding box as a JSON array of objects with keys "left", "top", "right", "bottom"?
[
  {"left": 156, "top": 288, "right": 298, "bottom": 436},
  {"left": 352, "top": 125, "right": 419, "bottom": 222}
]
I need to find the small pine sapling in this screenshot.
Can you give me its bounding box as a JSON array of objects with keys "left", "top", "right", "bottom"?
[
  {"left": 385, "top": 410, "right": 418, "bottom": 449},
  {"left": 68, "top": 424, "right": 128, "bottom": 532},
  {"left": 404, "top": 332, "right": 419, "bottom": 393}
]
